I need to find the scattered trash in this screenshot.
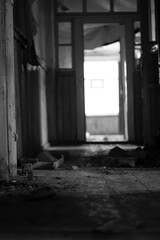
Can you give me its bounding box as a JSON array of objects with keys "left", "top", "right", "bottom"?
[
  {"left": 72, "top": 166, "right": 79, "bottom": 170},
  {"left": 53, "top": 155, "right": 64, "bottom": 169},
  {"left": 99, "top": 156, "right": 137, "bottom": 168},
  {"left": 108, "top": 146, "right": 128, "bottom": 157},
  {"left": 32, "top": 161, "right": 55, "bottom": 170},
  {"left": 31, "top": 152, "right": 65, "bottom": 170},
  {"left": 107, "top": 146, "right": 138, "bottom": 167},
  {"left": 102, "top": 170, "right": 128, "bottom": 175},
  {"left": 118, "top": 157, "right": 137, "bottom": 168},
  {"left": 127, "top": 148, "right": 147, "bottom": 160},
  {"left": 22, "top": 163, "right": 33, "bottom": 179},
  {"left": 0, "top": 180, "right": 40, "bottom": 196}
]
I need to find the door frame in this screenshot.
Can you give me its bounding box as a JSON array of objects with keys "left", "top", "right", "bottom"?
[{"left": 74, "top": 16, "right": 135, "bottom": 142}]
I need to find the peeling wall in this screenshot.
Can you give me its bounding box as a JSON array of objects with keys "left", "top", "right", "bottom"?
[
  {"left": 14, "top": 0, "right": 56, "bottom": 159},
  {"left": 32, "top": 0, "right": 57, "bottom": 144}
]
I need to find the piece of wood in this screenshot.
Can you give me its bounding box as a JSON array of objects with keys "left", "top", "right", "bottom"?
[
  {"left": 0, "top": 0, "right": 17, "bottom": 181},
  {"left": 38, "top": 151, "right": 58, "bottom": 162}
]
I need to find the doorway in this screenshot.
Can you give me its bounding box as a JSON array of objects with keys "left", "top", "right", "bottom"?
[{"left": 83, "top": 23, "right": 128, "bottom": 142}]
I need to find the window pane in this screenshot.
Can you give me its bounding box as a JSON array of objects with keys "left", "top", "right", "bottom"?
[
  {"left": 57, "top": 0, "right": 83, "bottom": 12},
  {"left": 58, "top": 22, "right": 71, "bottom": 44},
  {"left": 58, "top": 46, "right": 72, "bottom": 68},
  {"left": 134, "top": 22, "right": 141, "bottom": 68},
  {"left": 114, "top": 0, "right": 137, "bottom": 12},
  {"left": 87, "top": 0, "right": 110, "bottom": 12},
  {"left": 134, "top": 22, "right": 141, "bottom": 45},
  {"left": 149, "top": 0, "right": 156, "bottom": 41}
]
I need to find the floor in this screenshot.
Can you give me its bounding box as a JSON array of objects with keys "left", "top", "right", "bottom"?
[{"left": 0, "top": 144, "right": 160, "bottom": 239}]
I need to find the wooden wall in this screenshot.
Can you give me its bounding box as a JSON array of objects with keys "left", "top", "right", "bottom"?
[
  {"left": 14, "top": 0, "right": 56, "bottom": 158},
  {"left": 140, "top": 0, "right": 160, "bottom": 143},
  {"left": 133, "top": 70, "right": 143, "bottom": 143},
  {"left": 56, "top": 71, "right": 77, "bottom": 143},
  {"left": 14, "top": 38, "right": 42, "bottom": 159}
]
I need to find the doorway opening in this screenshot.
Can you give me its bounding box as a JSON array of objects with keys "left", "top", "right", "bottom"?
[{"left": 83, "top": 23, "right": 128, "bottom": 142}]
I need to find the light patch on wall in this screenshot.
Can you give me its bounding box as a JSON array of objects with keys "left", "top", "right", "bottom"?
[{"left": 91, "top": 79, "right": 104, "bottom": 88}]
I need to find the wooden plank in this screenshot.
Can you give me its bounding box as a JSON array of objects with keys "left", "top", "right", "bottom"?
[
  {"left": 69, "top": 74, "right": 77, "bottom": 140},
  {"left": 46, "top": 70, "right": 57, "bottom": 143},
  {"left": 139, "top": 0, "right": 152, "bottom": 143},
  {"left": 0, "top": 0, "right": 17, "bottom": 180},
  {"left": 56, "top": 71, "right": 77, "bottom": 142},
  {"left": 0, "top": 0, "right": 9, "bottom": 181},
  {"left": 74, "top": 19, "right": 86, "bottom": 141},
  {"left": 39, "top": 67, "right": 48, "bottom": 148},
  {"left": 125, "top": 19, "right": 135, "bottom": 142},
  {"left": 56, "top": 72, "right": 64, "bottom": 141},
  {"left": 14, "top": 39, "right": 23, "bottom": 159},
  {"left": 133, "top": 70, "right": 143, "bottom": 143},
  {"left": 62, "top": 75, "right": 71, "bottom": 141}
]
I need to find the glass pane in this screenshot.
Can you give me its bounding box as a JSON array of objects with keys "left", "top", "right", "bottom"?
[
  {"left": 57, "top": 0, "right": 83, "bottom": 12},
  {"left": 114, "top": 0, "right": 137, "bottom": 12},
  {"left": 87, "top": 0, "right": 110, "bottom": 12},
  {"left": 149, "top": 0, "right": 156, "bottom": 41},
  {"left": 58, "top": 22, "right": 71, "bottom": 44},
  {"left": 134, "top": 22, "right": 141, "bottom": 45},
  {"left": 134, "top": 22, "right": 141, "bottom": 69},
  {"left": 58, "top": 46, "right": 72, "bottom": 68}
]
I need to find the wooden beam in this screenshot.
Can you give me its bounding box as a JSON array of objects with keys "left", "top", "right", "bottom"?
[
  {"left": 0, "top": 0, "right": 17, "bottom": 181},
  {"left": 140, "top": 0, "right": 160, "bottom": 142}
]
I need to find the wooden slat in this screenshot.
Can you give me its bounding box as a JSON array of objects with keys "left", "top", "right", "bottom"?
[
  {"left": 56, "top": 71, "right": 77, "bottom": 142},
  {"left": 0, "top": 0, "right": 17, "bottom": 180}
]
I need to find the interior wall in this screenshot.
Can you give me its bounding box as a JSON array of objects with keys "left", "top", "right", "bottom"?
[
  {"left": 14, "top": 39, "right": 41, "bottom": 158},
  {"left": 14, "top": 0, "right": 56, "bottom": 159},
  {"left": 32, "top": 0, "right": 57, "bottom": 144},
  {"left": 140, "top": 0, "right": 160, "bottom": 143}
]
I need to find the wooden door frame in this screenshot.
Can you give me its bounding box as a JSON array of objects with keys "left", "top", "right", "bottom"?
[
  {"left": 74, "top": 16, "right": 135, "bottom": 142},
  {"left": 0, "top": 0, "right": 17, "bottom": 180}
]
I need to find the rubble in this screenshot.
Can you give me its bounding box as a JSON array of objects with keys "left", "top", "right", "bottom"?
[
  {"left": 38, "top": 151, "right": 58, "bottom": 162},
  {"left": 72, "top": 165, "right": 79, "bottom": 170},
  {"left": 19, "top": 151, "right": 65, "bottom": 171},
  {"left": 108, "top": 146, "right": 128, "bottom": 157},
  {"left": 0, "top": 178, "right": 40, "bottom": 197},
  {"left": 32, "top": 161, "right": 56, "bottom": 170},
  {"left": 53, "top": 155, "right": 64, "bottom": 169}
]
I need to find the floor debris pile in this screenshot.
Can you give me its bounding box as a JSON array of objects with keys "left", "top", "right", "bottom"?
[
  {"left": 18, "top": 140, "right": 160, "bottom": 174},
  {"left": 1, "top": 144, "right": 160, "bottom": 239},
  {"left": 19, "top": 151, "right": 64, "bottom": 171},
  {"left": 65, "top": 143, "right": 160, "bottom": 169}
]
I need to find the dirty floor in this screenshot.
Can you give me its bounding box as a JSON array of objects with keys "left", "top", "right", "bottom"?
[{"left": 1, "top": 144, "right": 160, "bottom": 240}]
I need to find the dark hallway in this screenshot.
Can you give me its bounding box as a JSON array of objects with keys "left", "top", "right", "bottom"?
[{"left": 1, "top": 0, "right": 160, "bottom": 239}]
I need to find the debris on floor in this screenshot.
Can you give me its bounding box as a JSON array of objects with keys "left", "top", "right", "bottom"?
[
  {"left": 53, "top": 155, "right": 64, "bottom": 169},
  {"left": 38, "top": 151, "right": 58, "bottom": 162},
  {"left": 0, "top": 178, "right": 39, "bottom": 197},
  {"left": 72, "top": 165, "right": 79, "bottom": 170},
  {"left": 32, "top": 161, "right": 56, "bottom": 170},
  {"left": 19, "top": 151, "right": 65, "bottom": 171},
  {"left": 22, "top": 163, "right": 33, "bottom": 179},
  {"left": 18, "top": 136, "right": 160, "bottom": 176},
  {"left": 108, "top": 146, "right": 128, "bottom": 157},
  {"left": 101, "top": 169, "right": 128, "bottom": 175}
]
